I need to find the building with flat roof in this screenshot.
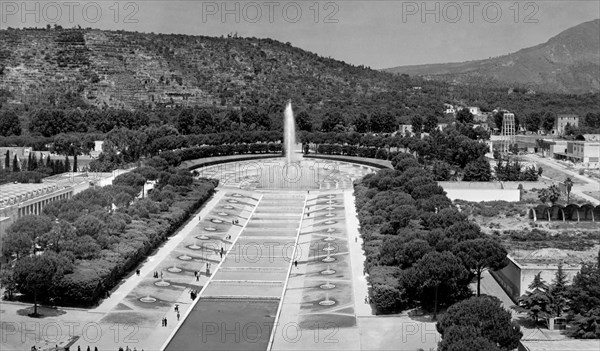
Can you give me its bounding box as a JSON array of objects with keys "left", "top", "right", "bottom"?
[
  {"left": 0, "top": 182, "right": 73, "bottom": 261},
  {"left": 553, "top": 114, "right": 579, "bottom": 135},
  {"left": 551, "top": 140, "right": 600, "bottom": 165}
]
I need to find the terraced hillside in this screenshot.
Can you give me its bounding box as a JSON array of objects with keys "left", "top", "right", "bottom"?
[{"left": 0, "top": 28, "right": 408, "bottom": 111}]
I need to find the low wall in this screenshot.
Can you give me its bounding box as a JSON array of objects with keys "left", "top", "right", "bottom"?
[
  {"left": 444, "top": 188, "right": 521, "bottom": 202},
  {"left": 304, "top": 154, "right": 392, "bottom": 169},
  {"left": 182, "top": 154, "right": 282, "bottom": 170},
  {"left": 491, "top": 256, "right": 581, "bottom": 301}
]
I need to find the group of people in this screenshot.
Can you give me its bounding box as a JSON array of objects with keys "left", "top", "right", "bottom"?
[
  {"left": 153, "top": 271, "right": 163, "bottom": 279},
  {"left": 231, "top": 219, "right": 240, "bottom": 225},
  {"left": 118, "top": 347, "right": 142, "bottom": 351}
]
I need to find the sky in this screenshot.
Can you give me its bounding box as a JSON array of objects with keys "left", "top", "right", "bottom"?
[{"left": 1, "top": 0, "right": 599, "bottom": 69}]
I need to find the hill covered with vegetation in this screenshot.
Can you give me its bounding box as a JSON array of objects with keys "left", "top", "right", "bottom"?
[{"left": 0, "top": 27, "right": 598, "bottom": 137}]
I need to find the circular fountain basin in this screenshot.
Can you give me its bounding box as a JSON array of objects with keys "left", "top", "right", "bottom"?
[
  {"left": 140, "top": 296, "right": 157, "bottom": 303},
  {"left": 211, "top": 219, "right": 224, "bottom": 223},
  {"left": 232, "top": 193, "right": 243, "bottom": 197},
  {"left": 224, "top": 205, "right": 234, "bottom": 209},
  {"left": 197, "top": 235, "right": 210, "bottom": 240},
  {"left": 323, "top": 236, "right": 336, "bottom": 242},
  {"left": 204, "top": 227, "right": 217, "bottom": 231},
  {"left": 218, "top": 212, "right": 229, "bottom": 216},
  {"left": 324, "top": 220, "right": 336, "bottom": 225},
  {"left": 320, "top": 282, "right": 336, "bottom": 289},
  {"left": 228, "top": 199, "right": 238, "bottom": 203},
  {"left": 325, "top": 213, "right": 335, "bottom": 217},
  {"left": 323, "top": 246, "right": 335, "bottom": 252},
  {"left": 319, "top": 299, "right": 336, "bottom": 306},
  {"left": 155, "top": 280, "right": 170, "bottom": 287},
  {"left": 322, "top": 256, "right": 336, "bottom": 263},
  {"left": 168, "top": 267, "right": 182, "bottom": 273},
  {"left": 326, "top": 228, "right": 335, "bottom": 233},
  {"left": 321, "top": 268, "right": 336, "bottom": 275},
  {"left": 327, "top": 195, "right": 335, "bottom": 199},
  {"left": 179, "top": 255, "right": 192, "bottom": 261},
  {"left": 188, "top": 244, "right": 201, "bottom": 250}
]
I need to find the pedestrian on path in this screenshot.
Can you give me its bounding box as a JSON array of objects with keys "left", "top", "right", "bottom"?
[
  {"left": 364, "top": 296, "right": 368, "bottom": 304},
  {"left": 355, "top": 236, "right": 357, "bottom": 243},
  {"left": 175, "top": 304, "right": 179, "bottom": 313},
  {"left": 294, "top": 260, "right": 298, "bottom": 268},
  {"left": 177, "top": 312, "right": 180, "bottom": 321}
]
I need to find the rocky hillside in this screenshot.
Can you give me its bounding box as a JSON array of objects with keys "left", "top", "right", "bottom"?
[
  {"left": 0, "top": 28, "right": 410, "bottom": 111},
  {"left": 384, "top": 19, "right": 600, "bottom": 94}
]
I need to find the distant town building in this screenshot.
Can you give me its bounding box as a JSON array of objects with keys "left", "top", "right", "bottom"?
[
  {"left": 552, "top": 140, "right": 600, "bottom": 164},
  {"left": 398, "top": 124, "right": 413, "bottom": 136},
  {"left": 553, "top": 114, "right": 579, "bottom": 135}
]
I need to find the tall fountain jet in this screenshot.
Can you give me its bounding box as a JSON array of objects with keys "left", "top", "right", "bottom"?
[{"left": 284, "top": 100, "right": 296, "bottom": 164}]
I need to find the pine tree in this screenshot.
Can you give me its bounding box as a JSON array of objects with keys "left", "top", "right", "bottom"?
[
  {"left": 4, "top": 151, "right": 9, "bottom": 170},
  {"left": 64, "top": 156, "right": 70, "bottom": 173},
  {"left": 30, "top": 153, "right": 38, "bottom": 171},
  {"left": 550, "top": 263, "right": 569, "bottom": 317},
  {"left": 46, "top": 154, "right": 52, "bottom": 168},
  {"left": 27, "top": 153, "right": 32, "bottom": 171},
  {"left": 529, "top": 272, "right": 548, "bottom": 291},
  {"left": 12, "top": 154, "right": 19, "bottom": 172}
]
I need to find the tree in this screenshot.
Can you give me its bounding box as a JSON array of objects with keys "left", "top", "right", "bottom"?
[
  {"left": 584, "top": 112, "right": 600, "bottom": 129},
  {"left": 541, "top": 112, "right": 556, "bottom": 132},
  {"left": 437, "top": 296, "right": 522, "bottom": 351},
  {"left": 515, "top": 273, "right": 552, "bottom": 324},
  {"left": 423, "top": 114, "right": 438, "bottom": 133},
  {"left": 12, "top": 252, "right": 72, "bottom": 316},
  {"left": 456, "top": 109, "right": 473, "bottom": 124},
  {"left": 524, "top": 112, "right": 541, "bottom": 132},
  {"left": 538, "top": 184, "right": 561, "bottom": 205},
  {"left": 176, "top": 109, "right": 195, "bottom": 134},
  {"left": 0, "top": 110, "right": 22, "bottom": 136},
  {"left": 493, "top": 112, "right": 504, "bottom": 131},
  {"left": 295, "top": 111, "right": 312, "bottom": 132},
  {"left": 438, "top": 325, "right": 502, "bottom": 351},
  {"left": 453, "top": 239, "right": 508, "bottom": 296},
  {"left": 4, "top": 151, "right": 9, "bottom": 170},
  {"left": 12, "top": 154, "right": 19, "bottom": 172},
  {"left": 462, "top": 158, "right": 492, "bottom": 181},
  {"left": 549, "top": 263, "right": 568, "bottom": 317},
  {"left": 564, "top": 177, "right": 574, "bottom": 203},
  {"left": 52, "top": 133, "right": 94, "bottom": 172},
  {"left": 415, "top": 251, "right": 469, "bottom": 319},
  {"left": 411, "top": 115, "right": 423, "bottom": 135}
]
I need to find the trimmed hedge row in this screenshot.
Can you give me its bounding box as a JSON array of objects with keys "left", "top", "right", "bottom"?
[
  {"left": 160, "top": 143, "right": 283, "bottom": 167},
  {"left": 54, "top": 181, "right": 215, "bottom": 306}
]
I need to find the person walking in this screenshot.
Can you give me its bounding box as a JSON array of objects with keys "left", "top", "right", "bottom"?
[
  {"left": 294, "top": 260, "right": 298, "bottom": 268},
  {"left": 177, "top": 312, "right": 180, "bottom": 321}
]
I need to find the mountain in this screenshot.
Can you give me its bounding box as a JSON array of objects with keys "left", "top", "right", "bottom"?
[
  {"left": 0, "top": 28, "right": 411, "bottom": 112},
  {"left": 383, "top": 19, "right": 600, "bottom": 94}
]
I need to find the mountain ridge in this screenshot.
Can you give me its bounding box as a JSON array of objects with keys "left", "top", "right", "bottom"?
[{"left": 383, "top": 19, "right": 600, "bottom": 94}]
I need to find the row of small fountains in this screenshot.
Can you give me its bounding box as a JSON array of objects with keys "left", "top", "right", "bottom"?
[
  {"left": 141, "top": 194, "right": 340, "bottom": 306},
  {"left": 319, "top": 194, "right": 339, "bottom": 306}
]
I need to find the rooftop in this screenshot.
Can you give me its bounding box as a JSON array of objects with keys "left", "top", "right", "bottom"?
[{"left": 0, "top": 182, "right": 60, "bottom": 207}]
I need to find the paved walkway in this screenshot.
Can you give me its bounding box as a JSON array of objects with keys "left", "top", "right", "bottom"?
[
  {"left": 0, "top": 189, "right": 245, "bottom": 351},
  {"left": 524, "top": 154, "right": 600, "bottom": 205}
]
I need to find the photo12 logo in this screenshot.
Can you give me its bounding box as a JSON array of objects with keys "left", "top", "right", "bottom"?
[
  {"left": 1, "top": 1, "right": 140, "bottom": 25},
  {"left": 401, "top": 1, "right": 540, "bottom": 23},
  {"left": 200, "top": 1, "right": 340, "bottom": 24}
]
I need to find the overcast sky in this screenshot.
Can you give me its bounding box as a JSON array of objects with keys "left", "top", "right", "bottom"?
[{"left": 2, "top": 0, "right": 599, "bottom": 69}]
